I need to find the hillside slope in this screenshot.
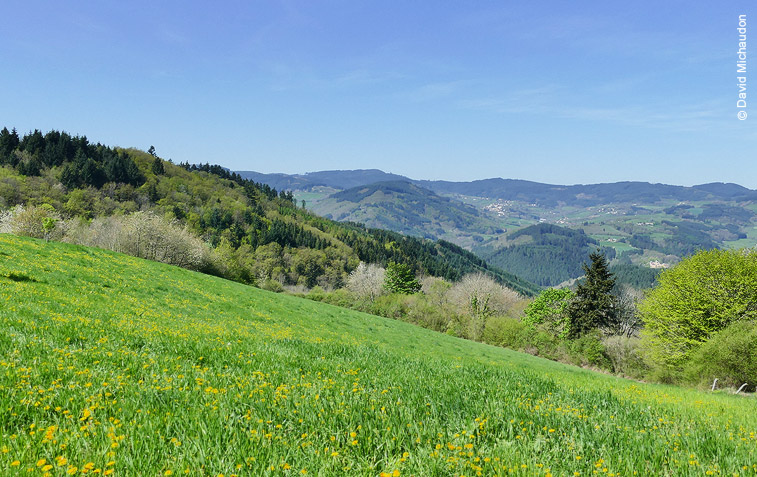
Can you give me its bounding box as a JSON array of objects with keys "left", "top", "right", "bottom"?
[
  {"left": 310, "top": 181, "right": 502, "bottom": 244},
  {"left": 0, "top": 128, "right": 538, "bottom": 295},
  {"left": 476, "top": 224, "right": 616, "bottom": 287},
  {"left": 1, "top": 234, "right": 755, "bottom": 475}
]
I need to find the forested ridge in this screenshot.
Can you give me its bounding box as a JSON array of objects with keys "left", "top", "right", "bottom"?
[
  {"left": 478, "top": 223, "right": 616, "bottom": 287},
  {"left": 0, "top": 127, "right": 539, "bottom": 295}
]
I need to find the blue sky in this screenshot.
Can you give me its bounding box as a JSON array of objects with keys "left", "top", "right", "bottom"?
[{"left": 2, "top": 1, "right": 755, "bottom": 187}]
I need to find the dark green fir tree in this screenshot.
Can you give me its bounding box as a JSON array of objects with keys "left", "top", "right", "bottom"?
[{"left": 566, "top": 251, "right": 618, "bottom": 337}]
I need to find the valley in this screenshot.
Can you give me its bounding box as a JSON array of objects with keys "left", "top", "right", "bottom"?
[{"left": 237, "top": 169, "right": 757, "bottom": 286}]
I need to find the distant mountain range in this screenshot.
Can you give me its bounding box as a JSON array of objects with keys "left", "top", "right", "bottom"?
[
  {"left": 237, "top": 169, "right": 757, "bottom": 288},
  {"left": 237, "top": 169, "right": 757, "bottom": 205},
  {"left": 238, "top": 169, "right": 402, "bottom": 191}
]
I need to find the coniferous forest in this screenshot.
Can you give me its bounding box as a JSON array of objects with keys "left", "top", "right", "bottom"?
[{"left": 477, "top": 224, "right": 617, "bottom": 287}]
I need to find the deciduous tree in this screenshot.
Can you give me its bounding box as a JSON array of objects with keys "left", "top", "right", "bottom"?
[
  {"left": 523, "top": 288, "right": 574, "bottom": 338},
  {"left": 346, "top": 262, "right": 386, "bottom": 301},
  {"left": 448, "top": 273, "right": 520, "bottom": 341},
  {"left": 640, "top": 248, "right": 757, "bottom": 371}
]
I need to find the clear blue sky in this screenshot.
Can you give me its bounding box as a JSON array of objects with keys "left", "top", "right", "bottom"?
[{"left": 2, "top": 1, "right": 755, "bottom": 187}]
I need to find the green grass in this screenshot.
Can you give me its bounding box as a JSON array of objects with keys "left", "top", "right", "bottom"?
[
  {"left": 1, "top": 234, "right": 756, "bottom": 476},
  {"left": 600, "top": 241, "right": 638, "bottom": 255},
  {"left": 294, "top": 188, "right": 341, "bottom": 208}
]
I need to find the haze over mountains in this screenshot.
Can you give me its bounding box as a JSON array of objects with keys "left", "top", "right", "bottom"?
[{"left": 237, "top": 169, "right": 757, "bottom": 205}]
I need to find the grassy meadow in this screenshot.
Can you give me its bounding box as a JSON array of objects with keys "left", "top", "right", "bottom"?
[{"left": 1, "top": 234, "right": 756, "bottom": 476}]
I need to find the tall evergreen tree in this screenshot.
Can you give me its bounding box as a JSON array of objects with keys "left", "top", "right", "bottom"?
[
  {"left": 151, "top": 157, "right": 165, "bottom": 175},
  {"left": 566, "top": 251, "right": 618, "bottom": 337},
  {"left": 104, "top": 151, "right": 144, "bottom": 186},
  {"left": 0, "top": 127, "right": 19, "bottom": 163},
  {"left": 20, "top": 129, "right": 45, "bottom": 155},
  {"left": 384, "top": 262, "right": 421, "bottom": 294}
]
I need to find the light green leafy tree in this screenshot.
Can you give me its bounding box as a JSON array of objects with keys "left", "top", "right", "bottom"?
[
  {"left": 640, "top": 248, "right": 757, "bottom": 372},
  {"left": 42, "top": 216, "right": 57, "bottom": 242},
  {"left": 523, "top": 288, "right": 574, "bottom": 338}
]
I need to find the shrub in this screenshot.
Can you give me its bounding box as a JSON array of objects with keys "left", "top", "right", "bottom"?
[
  {"left": 370, "top": 294, "right": 411, "bottom": 320},
  {"left": 2, "top": 204, "right": 62, "bottom": 240},
  {"left": 306, "top": 285, "right": 327, "bottom": 301},
  {"left": 521, "top": 328, "right": 562, "bottom": 359},
  {"left": 65, "top": 212, "right": 210, "bottom": 271},
  {"left": 260, "top": 279, "right": 284, "bottom": 293},
  {"left": 683, "top": 320, "right": 757, "bottom": 391},
  {"left": 602, "top": 336, "right": 648, "bottom": 378},
  {"left": 405, "top": 296, "right": 449, "bottom": 332},
  {"left": 319, "top": 288, "right": 356, "bottom": 309},
  {"left": 483, "top": 316, "right": 529, "bottom": 349},
  {"left": 445, "top": 316, "right": 467, "bottom": 339},
  {"left": 566, "top": 331, "right": 609, "bottom": 368}
]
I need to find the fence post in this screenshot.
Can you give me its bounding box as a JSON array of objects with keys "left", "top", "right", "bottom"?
[{"left": 711, "top": 378, "right": 718, "bottom": 391}]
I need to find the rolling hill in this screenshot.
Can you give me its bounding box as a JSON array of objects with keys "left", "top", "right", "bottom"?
[
  {"left": 475, "top": 224, "right": 616, "bottom": 287},
  {"left": 418, "top": 179, "right": 757, "bottom": 206},
  {"left": 237, "top": 169, "right": 757, "bottom": 205},
  {"left": 309, "top": 181, "right": 503, "bottom": 245},
  {"left": 1, "top": 234, "right": 755, "bottom": 475},
  {"left": 236, "top": 169, "right": 410, "bottom": 192}
]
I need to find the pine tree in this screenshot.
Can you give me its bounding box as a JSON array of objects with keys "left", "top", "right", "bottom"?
[
  {"left": 566, "top": 251, "right": 618, "bottom": 337},
  {"left": 0, "top": 127, "right": 19, "bottom": 163},
  {"left": 384, "top": 262, "right": 421, "bottom": 294},
  {"left": 151, "top": 157, "right": 165, "bottom": 175}
]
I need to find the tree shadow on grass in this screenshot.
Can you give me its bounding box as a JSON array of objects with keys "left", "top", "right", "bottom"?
[{"left": 3, "top": 272, "right": 39, "bottom": 283}]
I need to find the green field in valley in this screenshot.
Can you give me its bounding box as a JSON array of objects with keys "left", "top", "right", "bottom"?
[{"left": 1, "top": 234, "right": 756, "bottom": 476}]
